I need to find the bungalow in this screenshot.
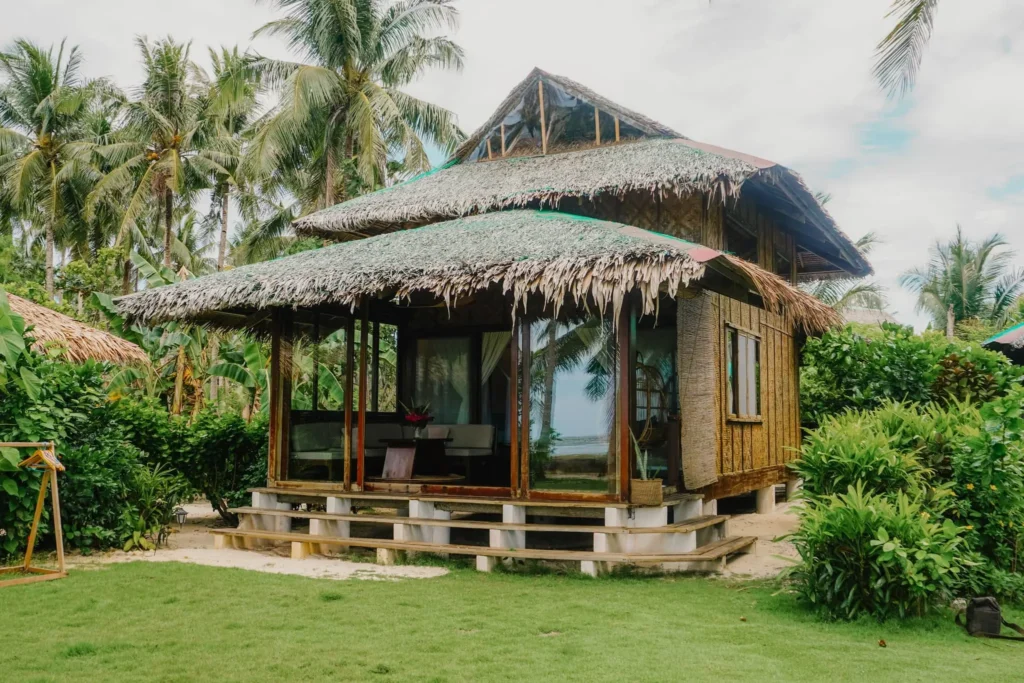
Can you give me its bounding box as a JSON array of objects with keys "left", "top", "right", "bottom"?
[{"left": 117, "top": 69, "right": 870, "bottom": 573}]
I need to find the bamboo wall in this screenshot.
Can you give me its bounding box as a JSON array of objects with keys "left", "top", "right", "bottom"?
[{"left": 711, "top": 295, "right": 801, "bottom": 490}]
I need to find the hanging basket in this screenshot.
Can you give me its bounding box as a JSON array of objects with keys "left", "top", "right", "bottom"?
[{"left": 630, "top": 478, "right": 663, "bottom": 506}]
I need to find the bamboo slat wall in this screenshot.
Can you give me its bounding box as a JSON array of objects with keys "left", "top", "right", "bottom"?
[{"left": 713, "top": 294, "right": 801, "bottom": 479}]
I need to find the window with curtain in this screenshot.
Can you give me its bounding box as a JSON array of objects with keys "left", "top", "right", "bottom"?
[
  {"left": 415, "top": 337, "right": 471, "bottom": 424},
  {"left": 726, "top": 327, "right": 761, "bottom": 418}
]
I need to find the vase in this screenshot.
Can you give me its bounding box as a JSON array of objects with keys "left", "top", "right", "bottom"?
[{"left": 414, "top": 426, "right": 426, "bottom": 439}]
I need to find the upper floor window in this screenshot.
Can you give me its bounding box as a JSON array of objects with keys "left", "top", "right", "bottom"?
[{"left": 725, "top": 326, "right": 761, "bottom": 419}]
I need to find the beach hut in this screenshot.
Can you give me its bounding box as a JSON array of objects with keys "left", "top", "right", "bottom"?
[
  {"left": 7, "top": 293, "right": 148, "bottom": 365},
  {"left": 116, "top": 69, "right": 870, "bottom": 572}
]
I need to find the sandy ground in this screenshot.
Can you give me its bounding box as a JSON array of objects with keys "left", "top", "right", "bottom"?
[
  {"left": 66, "top": 500, "right": 800, "bottom": 581},
  {"left": 68, "top": 502, "right": 448, "bottom": 582},
  {"left": 721, "top": 501, "right": 801, "bottom": 579}
]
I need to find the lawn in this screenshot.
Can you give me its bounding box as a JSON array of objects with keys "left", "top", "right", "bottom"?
[{"left": 0, "top": 561, "right": 1020, "bottom": 682}]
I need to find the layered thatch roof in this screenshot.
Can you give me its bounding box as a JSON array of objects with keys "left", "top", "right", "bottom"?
[
  {"left": 7, "top": 293, "right": 148, "bottom": 365},
  {"left": 452, "top": 67, "right": 682, "bottom": 161},
  {"left": 293, "top": 68, "right": 871, "bottom": 279},
  {"left": 117, "top": 211, "right": 840, "bottom": 335}
]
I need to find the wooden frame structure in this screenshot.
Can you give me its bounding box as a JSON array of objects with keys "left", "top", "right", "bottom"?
[{"left": 0, "top": 442, "right": 67, "bottom": 588}]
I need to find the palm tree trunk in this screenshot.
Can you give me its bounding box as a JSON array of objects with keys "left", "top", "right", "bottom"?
[
  {"left": 44, "top": 219, "right": 55, "bottom": 298},
  {"left": 163, "top": 187, "right": 174, "bottom": 269},
  {"left": 540, "top": 323, "right": 557, "bottom": 443},
  {"left": 218, "top": 188, "right": 229, "bottom": 271},
  {"left": 325, "top": 145, "right": 336, "bottom": 207},
  {"left": 121, "top": 257, "right": 133, "bottom": 295},
  {"left": 946, "top": 304, "right": 955, "bottom": 339},
  {"left": 172, "top": 345, "right": 186, "bottom": 415}
]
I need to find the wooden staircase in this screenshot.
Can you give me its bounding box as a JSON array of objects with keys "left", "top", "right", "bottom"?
[{"left": 212, "top": 489, "right": 757, "bottom": 575}]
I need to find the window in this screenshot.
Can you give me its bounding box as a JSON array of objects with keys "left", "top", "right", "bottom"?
[
  {"left": 415, "top": 337, "right": 471, "bottom": 424},
  {"left": 725, "top": 327, "right": 761, "bottom": 419}
]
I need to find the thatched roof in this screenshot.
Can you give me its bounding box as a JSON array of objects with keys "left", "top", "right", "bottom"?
[
  {"left": 7, "top": 293, "right": 149, "bottom": 365},
  {"left": 984, "top": 322, "right": 1024, "bottom": 365},
  {"left": 293, "top": 68, "right": 871, "bottom": 279},
  {"left": 452, "top": 67, "right": 683, "bottom": 162},
  {"left": 117, "top": 210, "right": 840, "bottom": 335},
  {"left": 842, "top": 307, "right": 899, "bottom": 326}
]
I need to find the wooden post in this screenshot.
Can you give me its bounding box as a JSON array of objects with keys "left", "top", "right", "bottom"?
[
  {"left": 500, "top": 123, "right": 506, "bottom": 156},
  {"left": 617, "top": 302, "right": 632, "bottom": 502},
  {"left": 486, "top": 138, "right": 493, "bottom": 160},
  {"left": 49, "top": 464, "right": 65, "bottom": 573},
  {"left": 22, "top": 469, "right": 50, "bottom": 570},
  {"left": 268, "top": 311, "right": 282, "bottom": 483},
  {"left": 594, "top": 107, "right": 601, "bottom": 145},
  {"left": 614, "top": 116, "right": 620, "bottom": 142},
  {"left": 357, "top": 305, "right": 369, "bottom": 490},
  {"left": 344, "top": 316, "right": 355, "bottom": 489},
  {"left": 509, "top": 320, "right": 520, "bottom": 497},
  {"left": 372, "top": 321, "right": 380, "bottom": 413},
  {"left": 520, "top": 320, "right": 532, "bottom": 493},
  {"left": 538, "top": 80, "right": 547, "bottom": 155}
]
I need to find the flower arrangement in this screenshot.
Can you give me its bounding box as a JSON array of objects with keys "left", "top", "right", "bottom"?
[{"left": 400, "top": 401, "right": 433, "bottom": 433}]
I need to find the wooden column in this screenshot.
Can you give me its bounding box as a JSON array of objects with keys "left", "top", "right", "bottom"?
[
  {"left": 538, "top": 80, "right": 547, "bottom": 155},
  {"left": 617, "top": 302, "right": 632, "bottom": 502},
  {"left": 594, "top": 107, "right": 601, "bottom": 145},
  {"left": 509, "top": 320, "right": 520, "bottom": 497},
  {"left": 371, "top": 321, "right": 380, "bottom": 413},
  {"left": 344, "top": 316, "right": 355, "bottom": 489},
  {"left": 614, "top": 117, "right": 620, "bottom": 142},
  {"left": 357, "top": 305, "right": 369, "bottom": 490},
  {"left": 500, "top": 123, "right": 506, "bottom": 156},
  {"left": 268, "top": 310, "right": 292, "bottom": 483},
  {"left": 519, "top": 320, "right": 532, "bottom": 494},
  {"left": 49, "top": 467, "right": 65, "bottom": 572}
]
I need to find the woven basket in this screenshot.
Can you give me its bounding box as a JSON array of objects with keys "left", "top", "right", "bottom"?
[{"left": 630, "top": 479, "right": 663, "bottom": 506}]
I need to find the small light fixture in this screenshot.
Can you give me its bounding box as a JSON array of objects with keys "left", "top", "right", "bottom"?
[{"left": 173, "top": 506, "right": 187, "bottom": 529}]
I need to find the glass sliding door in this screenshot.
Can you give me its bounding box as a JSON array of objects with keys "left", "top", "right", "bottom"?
[
  {"left": 529, "top": 316, "right": 619, "bottom": 495},
  {"left": 414, "top": 337, "right": 472, "bottom": 424}
]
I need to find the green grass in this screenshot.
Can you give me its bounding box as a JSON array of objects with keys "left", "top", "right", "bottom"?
[{"left": 0, "top": 562, "right": 1020, "bottom": 682}]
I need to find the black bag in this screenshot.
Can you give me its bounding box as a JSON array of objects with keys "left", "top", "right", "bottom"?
[{"left": 956, "top": 597, "right": 1024, "bottom": 641}]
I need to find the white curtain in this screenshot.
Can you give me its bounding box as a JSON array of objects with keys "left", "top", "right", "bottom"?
[{"left": 480, "top": 331, "right": 512, "bottom": 385}]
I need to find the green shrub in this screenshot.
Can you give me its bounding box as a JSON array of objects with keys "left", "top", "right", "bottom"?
[
  {"left": 931, "top": 342, "right": 1022, "bottom": 405},
  {"left": 787, "top": 485, "right": 966, "bottom": 621},
  {"left": 791, "top": 414, "right": 926, "bottom": 501},
  {"left": 945, "top": 392, "right": 1024, "bottom": 571}
]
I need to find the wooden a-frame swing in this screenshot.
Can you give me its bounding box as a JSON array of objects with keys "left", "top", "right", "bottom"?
[{"left": 0, "top": 441, "right": 67, "bottom": 588}]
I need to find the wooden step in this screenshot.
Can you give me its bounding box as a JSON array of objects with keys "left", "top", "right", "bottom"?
[
  {"left": 249, "top": 486, "right": 702, "bottom": 509},
  {"left": 210, "top": 528, "right": 755, "bottom": 565},
  {"left": 230, "top": 507, "right": 727, "bottom": 536}
]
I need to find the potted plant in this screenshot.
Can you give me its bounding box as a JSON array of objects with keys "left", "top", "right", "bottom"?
[
  {"left": 629, "top": 430, "right": 662, "bottom": 506},
  {"left": 400, "top": 401, "right": 433, "bottom": 438}
]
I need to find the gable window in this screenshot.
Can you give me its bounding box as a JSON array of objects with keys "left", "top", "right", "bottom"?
[{"left": 725, "top": 326, "right": 761, "bottom": 419}]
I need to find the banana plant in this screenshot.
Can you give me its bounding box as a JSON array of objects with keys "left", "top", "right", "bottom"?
[{"left": 208, "top": 338, "right": 269, "bottom": 421}]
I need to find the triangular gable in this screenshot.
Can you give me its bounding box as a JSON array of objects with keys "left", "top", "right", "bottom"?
[{"left": 454, "top": 67, "right": 682, "bottom": 162}]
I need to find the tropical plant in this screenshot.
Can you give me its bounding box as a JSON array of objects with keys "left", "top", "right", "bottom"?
[
  {"left": 247, "top": 0, "right": 466, "bottom": 207},
  {"left": 88, "top": 37, "right": 231, "bottom": 271},
  {"left": 0, "top": 39, "right": 113, "bottom": 297},
  {"left": 208, "top": 338, "right": 270, "bottom": 420},
  {"left": 787, "top": 484, "right": 965, "bottom": 621},
  {"left": 874, "top": 0, "right": 939, "bottom": 98},
  {"left": 900, "top": 226, "right": 1024, "bottom": 335}
]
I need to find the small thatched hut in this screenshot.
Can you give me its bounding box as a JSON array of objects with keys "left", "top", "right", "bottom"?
[
  {"left": 117, "top": 68, "right": 870, "bottom": 572},
  {"left": 7, "top": 293, "right": 147, "bottom": 365}
]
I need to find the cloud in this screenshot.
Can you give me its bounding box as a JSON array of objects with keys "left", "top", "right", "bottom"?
[{"left": 3, "top": 0, "right": 1023, "bottom": 331}]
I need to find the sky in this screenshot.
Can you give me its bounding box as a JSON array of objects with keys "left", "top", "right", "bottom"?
[{"left": 4, "top": 0, "right": 1024, "bottom": 331}]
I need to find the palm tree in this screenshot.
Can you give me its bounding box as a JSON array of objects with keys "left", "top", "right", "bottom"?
[
  {"left": 899, "top": 226, "right": 1024, "bottom": 337},
  {"left": 874, "top": 0, "right": 939, "bottom": 98},
  {"left": 0, "top": 39, "right": 106, "bottom": 297},
  {"left": 802, "top": 232, "right": 887, "bottom": 314},
  {"left": 207, "top": 46, "right": 263, "bottom": 271},
  {"left": 89, "top": 37, "right": 232, "bottom": 270},
  {"left": 246, "top": 0, "right": 465, "bottom": 208}
]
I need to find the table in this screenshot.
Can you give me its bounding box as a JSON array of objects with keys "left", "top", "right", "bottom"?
[{"left": 381, "top": 438, "right": 452, "bottom": 479}]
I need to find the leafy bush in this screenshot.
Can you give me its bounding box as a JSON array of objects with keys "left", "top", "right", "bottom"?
[
  {"left": 945, "top": 393, "right": 1024, "bottom": 571},
  {"left": 801, "top": 324, "right": 942, "bottom": 427},
  {"left": 791, "top": 413, "right": 926, "bottom": 501},
  {"left": 787, "top": 485, "right": 966, "bottom": 621},
  {"left": 800, "top": 324, "right": 1020, "bottom": 428}
]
